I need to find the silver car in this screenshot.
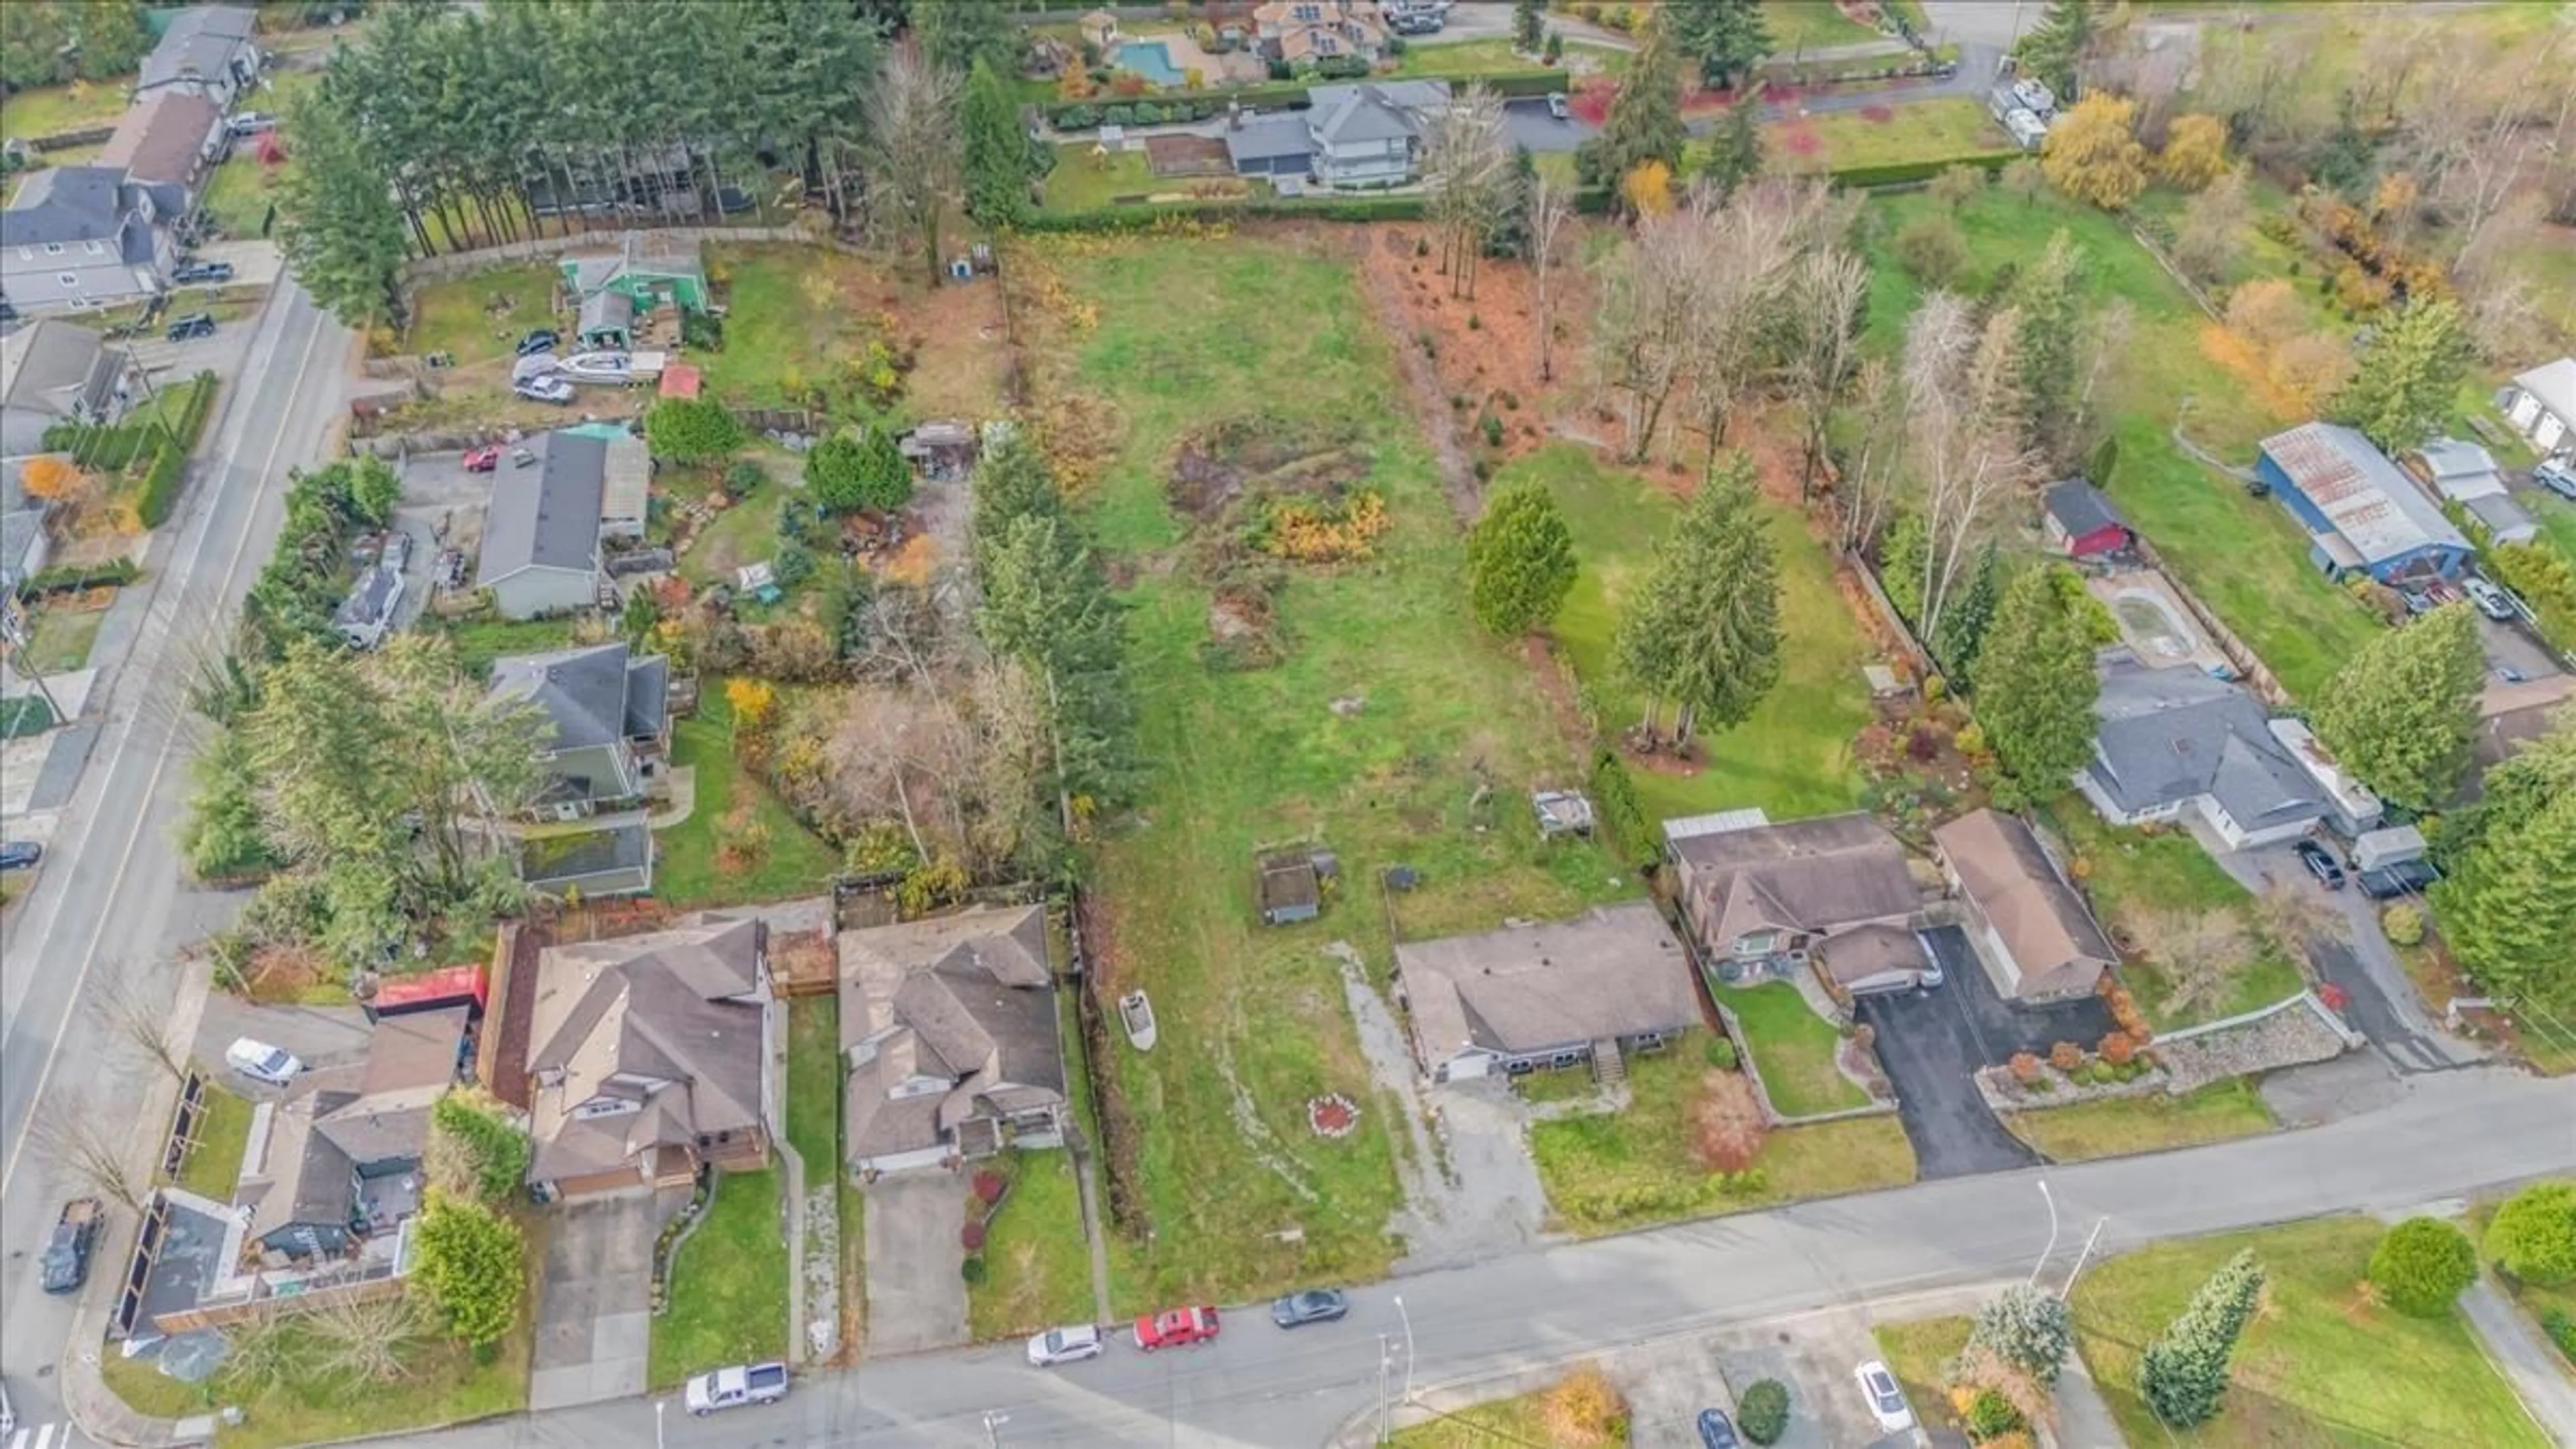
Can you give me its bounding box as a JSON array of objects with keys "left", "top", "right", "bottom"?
[
  {"left": 1854, "top": 1360, "right": 1915, "bottom": 1434},
  {"left": 1026, "top": 1324, "right": 1104, "bottom": 1367},
  {"left": 2463, "top": 576, "right": 2516, "bottom": 621}
]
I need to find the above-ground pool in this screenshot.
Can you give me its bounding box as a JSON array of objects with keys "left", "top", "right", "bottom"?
[{"left": 1114, "top": 40, "right": 1186, "bottom": 88}]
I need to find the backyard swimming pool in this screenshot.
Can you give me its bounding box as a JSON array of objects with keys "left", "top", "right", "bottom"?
[{"left": 1114, "top": 40, "right": 1186, "bottom": 88}]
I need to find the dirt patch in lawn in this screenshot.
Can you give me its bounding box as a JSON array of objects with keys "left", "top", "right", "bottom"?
[{"left": 1165, "top": 413, "right": 1373, "bottom": 524}]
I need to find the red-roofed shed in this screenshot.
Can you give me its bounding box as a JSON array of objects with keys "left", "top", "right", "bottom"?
[{"left": 658, "top": 362, "right": 703, "bottom": 400}]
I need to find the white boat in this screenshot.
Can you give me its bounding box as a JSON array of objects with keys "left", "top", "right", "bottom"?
[
  {"left": 554, "top": 351, "right": 639, "bottom": 385},
  {"left": 1118, "top": 991, "right": 1157, "bottom": 1052}
]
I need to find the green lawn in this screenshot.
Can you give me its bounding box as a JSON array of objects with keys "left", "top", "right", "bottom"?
[
  {"left": 1860, "top": 189, "right": 2383, "bottom": 702},
  {"left": 201, "top": 154, "right": 286, "bottom": 240},
  {"left": 405, "top": 265, "right": 562, "bottom": 367},
  {"left": 649, "top": 1169, "right": 790, "bottom": 1391},
  {"left": 678, "top": 490, "right": 790, "bottom": 590},
  {"left": 1721, "top": 981, "right": 1870, "bottom": 1118},
  {"left": 1529, "top": 1045, "right": 1915, "bottom": 1233},
  {"left": 656, "top": 682, "right": 841, "bottom": 908},
  {"left": 17, "top": 604, "right": 105, "bottom": 674},
  {"left": 1764, "top": 0, "right": 1887, "bottom": 52},
  {"left": 433, "top": 614, "right": 584, "bottom": 680},
  {"left": 1766, "top": 97, "right": 2012, "bottom": 173},
  {"left": 967, "top": 1150, "right": 1099, "bottom": 1340},
  {"left": 2042, "top": 798, "right": 2306, "bottom": 1030},
  {"left": 1389, "top": 1387, "right": 1575, "bottom": 1447},
  {"left": 2073, "top": 1217, "right": 2551, "bottom": 1448},
  {"left": 172, "top": 1085, "right": 256, "bottom": 1201},
  {"left": 785, "top": 994, "right": 840, "bottom": 1175},
  {"left": 2533, "top": 492, "right": 2576, "bottom": 576},
  {"left": 1500, "top": 444, "right": 1874, "bottom": 823},
  {"left": 1053, "top": 235, "right": 1637, "bottom": 1302},
  {"left": 1042, "top": 146, "right": 1161, "bottom": 211},
  {"left": 2006, "top": 1079, "right": 2277, "bottom": 1163},
  {"left": 0, "top": 79, "right": 130, "bottom": 145},
  {"left": 1391, "top": 37, "right": 1627, "bottom": 78},
  {"left": 1873, "top": 1315, "right": 1973, "bottom": 1439},
  {"left": 698, "top": 243, "right": 997, "bottom": 419}
]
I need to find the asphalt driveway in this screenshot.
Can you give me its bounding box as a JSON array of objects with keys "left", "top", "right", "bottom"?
[
  {"left": 863, "top": 1171, "right": 969, "bottom": 1356},
  {"left": 1855, "top": 927, "right": 2116, "bottom": 1179},
  {"left": 528, "top": 1192, "right": 657, "bottom": 1410}
]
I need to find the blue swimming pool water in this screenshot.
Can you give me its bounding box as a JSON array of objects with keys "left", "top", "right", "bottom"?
[{"left": 1114, "top": 40, "right": 1186, "bottom": 89}]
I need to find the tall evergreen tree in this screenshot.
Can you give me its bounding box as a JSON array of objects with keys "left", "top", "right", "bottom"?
[
  {"left": 1489, "top": 146, "right": 1539, "bottom": 258},
  {"left": 2014, "top": 0, "right": 2099, "bottom": 101},
  {"left": 1699, "top": 86, "right": 1766, "bottom": 200},
  {"left": 1668, "top": 0, "right": 1772, "bottom": 90},
  {"left": 1615, "top": 455, "right": 1781, "bottom": 744},
  {"left": 1576, "top": 16, "right": 1686, "bottom": 200},
  {"left": 2331, "top": 297, "right": 2474, "bottom": 453},
  {"left": 2432, "top": 714, "right": 2576, "bottom": 1017},
  {"left": 910, "top": 0, "right": 1018, "bottom": 74},
  {"left": 1970, "top": 564, "right": 2100, "bottom": 803},
  {"left": 2310, "top": 602, "right": 2483, "bottom": 811},
  {"left": 962, "top": 57, "right": 1030, "bottom": 229},
  {"left": 1933, "top": 543, "right": 2004, "bottom": 676},
  {"left": 1466, "top": 482, "right": 1579, "bottom": 637},
  {"left": 2139, "top": 1250, "right": 2266, "bottom": 1430},
  {"left": 1513, "top": 0, "right": 1544, "bottom": 53},
  {"left": 2008, "top": 231, "right": 2086, "bottom": 469},
  {"left": 273, "top": 82, "right": 412, "bottom": 329}
]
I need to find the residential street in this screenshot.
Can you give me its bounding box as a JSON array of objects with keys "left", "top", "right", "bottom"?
[
  {"left": 0, "top": 282, "right": 356, "bottom": 1448},
  {"left": 370, "top": 1065, "right": 2575, "bottom": 1448}
]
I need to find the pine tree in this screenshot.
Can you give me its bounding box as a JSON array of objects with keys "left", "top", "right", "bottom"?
[
  {"left": 1577, "top": 17, "right": 1686, "bottom": 200},
  {"left": 1668, "top": 0, "right": 1773, "bottom": 90},
  {"left": 1933, "top": 543, "right": 2004, "bottom": 676},
  {"left": 1513, "top": 0, "right": 1544, "bottom": 53},
  {"left": 1466, "top": 482, "right": 1579, "bottom": 636},
  {"left": 2140, "top": 1249, "right": 2265, "bottom": 1430},
  {"left": 2310, "top": 602, "right": 2483, "bottom": 811},
  {"left": 1699, "top": 87, "right": 1766, "bottom": 201},
  {"left": 2009, "top": 232, "right": 2086, "bottom": 469},
  {"left": 1971, "top": 564, "right": 2100, "bottom": 803},
  {"left": 2331, "top": 297, "right": 2473, "bottom": 454},
  {"left": 2015, "top": 0, "right": 2098, "bottom": 101},
  {"left": 1616, "top": 455, "right": 1781, "bottom": 744},
  {"left": 1489, "top": 146, "right": 1539, "bottom": 258},
  {"left": 1971, "top": 1283, "right": 2074, "bottom": 1387},
  {"left": 910, "top": 0, "right": 1017, "bottom": 74},
  {"left": 273, "top": 81, "right": 412, "bottom": 329},
  {"left": 2432, "top": 789, "right": 2576, "bottom": 1017},
  {"left": 962, "top": 58, "right": 1030, "bottom": 229}
]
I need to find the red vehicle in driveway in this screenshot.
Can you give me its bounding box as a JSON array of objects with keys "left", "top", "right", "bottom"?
[
  {"left": 1133, "top": 1306, "right": 1220, "bottom": 1350},
  {"left": 463, "top": 445, "right": 502, "bottom": 472}
]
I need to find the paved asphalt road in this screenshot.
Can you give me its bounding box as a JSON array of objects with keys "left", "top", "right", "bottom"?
[
  {"left": 381, "top": 1066, "right": 2573, "bottom": 1448},
  {"left": 0, "top": 282, "right": 354, "bottom": 1444}
]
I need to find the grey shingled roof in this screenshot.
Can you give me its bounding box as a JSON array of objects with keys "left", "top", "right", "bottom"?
[
  {"left": 99, "top": 90, "right": 221, "bottom": 186},
  {"left": 1395, "top": 900, "right": 1697, "bottom": 1060},
  {"left": 1307, "top": 80, "right": 1446, "bottom": 146},
  {"left": 2087, "top": 649, "right": 2325, "bottom": 831},
  {"left": 2043, "top": 478, "right": 2127, "bottom": 538},
  {"left": 0, "top": 319, "right": 123, "bottom": 417},
  {"left": 1226, "top": 111, "right": 1314, "bottom": 167},
  {"left": 488, "top": 641, "right": 638, "bottom": 751},
  {"left": 1668, "top": 812, "right": 1921, "bottom": 945},
  {"left": 839, "top": 906, "right": 1065, "bottom": 1161},
  {"left": 4, "top": 166, "right": 148, "bottom": 255},
  {"left": 477, "top": 431, "right": 604, "bottom": 585},
  {"left": 138, "top": 5, "right": 258, "bottom": 91}
]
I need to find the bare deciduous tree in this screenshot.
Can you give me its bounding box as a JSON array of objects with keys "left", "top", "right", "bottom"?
[
  {"left": 1421, "top": 83, "right": 1511, "bottom": 299},
  {"left": 306, "top": 1292, "right": 429, "bottom": 1385},
  {"left": 2402, "top": 28, "right": 2573, "bottom": 264},
  {"left": 221, "top": 1307, "right": 308, "bottom": 1393},
  {"left": 1784, "top": 247, "right": 1870, "bottom": 498},
  {"left": 87, "top": 959, "right": 193, "bottom": 1083},
  {"left": 1835, "top": 356, "right": 1906, "bottom": 557},
  {"left": 2123, "top": 906, "right": 2258, "bottom": 1019},
  {"left": 1591, "top": 207, "right": 1705, "bottom": 462},
  {"left": 865, "top": 41, "right": 962, "bottom": 286},
  {"left": 2173, "top": 166, "right": 2251, "bottom": 284},
  {"left": 32, "top": 1093, "right": 148, "bottom": 1212},
  {"left": 1527, "top": 174, "right": 1573, "bottom": 383},
  {"left": 2254, "top": 879, "right": 2344, "bottom": 957},
  {"left": 1899, "top": 293, "right": 2041, "bottom": 645}
]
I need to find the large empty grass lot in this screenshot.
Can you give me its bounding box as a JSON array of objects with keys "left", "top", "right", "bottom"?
[
  {"left": 1499, "top": 444, "right": 1874, "bottom": 824},
  {"left": 1861, "top": 189, "right": 2382, "bottom": 702},
  {"left": 1045, "top": 234, "right": 1635, "bottom": 1302},
  {"left": 2074, "top": 1218, "right": 2550, "bottom": 1448}
]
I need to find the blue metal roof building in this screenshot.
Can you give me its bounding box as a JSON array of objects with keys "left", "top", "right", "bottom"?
[{"left": 2256, "top": 421, "right": 2472, "bottom": 585}]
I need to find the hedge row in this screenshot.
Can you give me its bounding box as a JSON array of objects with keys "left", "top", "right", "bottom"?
[
  {"left": 1022, "top": 184, "right": 1617, "bottom": 232},
  {"left": 15, "top": 555, "right": 142, "bottom": 598},
  {"left": 136, "top": 372, "right": 221, "bottom": 529},
  {"left": 1044, "top": 68, "right": 1567, "bottom": 129},
  {"left": 1823, "top": 150, "right": 2026, "bottom": 189}
]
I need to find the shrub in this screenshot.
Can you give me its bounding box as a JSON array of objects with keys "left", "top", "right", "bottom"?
[
  {"left": 961, "top": 1219, "right": 987, "bottom": 1251},
  {"left": 1481, "top": 413, "right": 1505, "bottom": 447},
  {"left": 1954, "top": 721, "right": 1987, "bottom": 756},
  {"left": 1966, "top": 1388, "right": 2025, "bottom": 1440},
  {"left": 2379, "top": 902, "right": 2425, "bottom": 947},
  {"left": 2544, "top": 1307, "right": 2576, "bottom": 1364},
  {"left": 681, "top": 311, "right": 724, "bottom": 350},
  {"left": 724, "top": 460, "right": 765, "bottom": 496},
  {"left": 2098, "top": 1031, "right": 2138, "bottom": 1065},
  {"left": 1703, "top": 1034, "right": 1739, "bottom": 1070},
  {"left": 1540, "top": 1366, "right": 1627, "bottom": 1447},
  {"left": 960, "top": 1254, "right": 987, "bottom": 1285},
  {"left": 2049, "top": 1040, "right": 2084, "bottom": 1073},
  {"left": 2486, "top": 1182, "right": 2576, "bottom": 1287},
  {"left": 2368, "top": 1216, "right": 2478, "bottom": 1317},
  {"left": 2008, "top": 1052, "right": 2043, "bottom": 1085},
  {"left": 1895, "top": 213, "right": 1970, "bottom": 286},
  {"left": 773, "top": 541, "right": 816, "bottom": 588},
  {"left": 1737, "top": 1379, "right": 1791, "bottom": 1445}
]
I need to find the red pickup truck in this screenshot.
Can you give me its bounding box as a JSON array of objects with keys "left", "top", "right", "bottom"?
[{"left": 1134, "top": 1305, "right": 1220, "bottom": 1350}]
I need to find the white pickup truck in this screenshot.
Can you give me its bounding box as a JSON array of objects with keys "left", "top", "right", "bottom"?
[{"left": 683, "top": 1361, "right": 788, "bottom": 1417}]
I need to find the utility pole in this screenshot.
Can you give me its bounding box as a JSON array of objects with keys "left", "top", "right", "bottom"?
[
  {"left": 1377, "top": 1334, "right": 1393, "bottom": 1444},
  {"left": 2029, "top": 1179, "right": 2060, "bottom": 1287},
  {"left": 2061, "top": 1217, "right": 2108, "bottom": 1300},
  {"left": 983, "top": 1409, "right": 1009, "bottom": 1448}
]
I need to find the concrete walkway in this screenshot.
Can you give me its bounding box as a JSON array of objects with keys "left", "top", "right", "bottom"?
[{"left": 2462, "top": 1278, "right": 2576, "bottom": 1442}]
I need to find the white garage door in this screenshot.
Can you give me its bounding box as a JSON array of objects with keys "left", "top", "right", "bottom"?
[{"left": 2539, "top": 414, "right": 2567, "bottom": 453}]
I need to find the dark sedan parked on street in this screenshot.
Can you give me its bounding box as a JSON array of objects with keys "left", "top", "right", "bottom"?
[{"left": 1270, "top": 1289, "right": 1348, "bottom": 1328}]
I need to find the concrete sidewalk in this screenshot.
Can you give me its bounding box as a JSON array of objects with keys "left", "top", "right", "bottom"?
[{"left": 2461, "top": 1278, "right": 2576, "bottom": 1442}]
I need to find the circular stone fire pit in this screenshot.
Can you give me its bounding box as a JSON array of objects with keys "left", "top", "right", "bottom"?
[{"left": 1307, "top": 1093, "right": 1360, "bottom": 1138}]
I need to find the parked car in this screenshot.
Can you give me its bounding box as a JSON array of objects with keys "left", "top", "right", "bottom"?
[
  {"left": 2463, "top": 576, "right": 2517, "bottom": 621},
  {"left": 225, "top": 1037, "right": 303, "bottom": 1087},
  {"left": 682, "top": 1361, "right": 788, "bottom": 1416},
  {"left": 1026, "top": 1324, "right": 1104, "bottom": 1366},
  {"left": 1270, "top": 1289, "right": 1348, "bottom": 1328},
  {"left": 2294, "top": 839, "right": 2347, "bottom": 890},
  {"left": 0, "top": 841, "right": 42, "bottom": 871},
  {"left": 514, "top": 375, "right": 576, "bottom": 405},
  {"left": 171, "top": 260, "right": 234, "bottom": 285},
  {"left": 1546, "top": 93, "right": 1570, "bottom": 120},
  {"left": 462, "top": 445, "right": 502, "bottom": 472},
  {"left": 1696, "top": 1409, "right": 1743, "bottom": 1449},
  {"left": 164, "top": 312, "right": 215, "bottom": 341},
  {"left": 1854, "top": 1360, "right": 1915, "bottom": 1435},
  {"left": 1134, "top": 1305, "right": 1220, "bottom": 1350},
  {"left": 227, "top": 111, "right": 277, "bottom": 136},
  {"left": 2357, "top": 857, "right": 2440, "bottom": 900},
  {"left": 40, "top": 1197, "right": 103, "bottom": 1295},
  {"left": 516, "top": 328, "right": 560, "bottom": 356},
  {"left": 2010, "top": 76, "right": 2057, "bottom": 114},
  {"left": 2536, "top": 458, "right": 2576, "bottom": 500}
]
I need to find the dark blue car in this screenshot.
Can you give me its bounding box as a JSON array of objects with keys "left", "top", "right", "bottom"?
[
  {"left": 1269, "top": 1289, "right": 1348, "bottom": 1328},
  {"left": 1697, "top": 1409, "right": 1742, "bottom": 1448}
]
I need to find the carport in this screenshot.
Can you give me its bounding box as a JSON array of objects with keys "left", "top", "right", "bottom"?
[{"left": 1854, "top": 926, "right": 2114, "bottom": 1179}]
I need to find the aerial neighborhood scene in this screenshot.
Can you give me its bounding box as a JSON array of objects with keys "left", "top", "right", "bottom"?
[{"left": 8, "top": 0, "right": 2576, "bottom": 1446}]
